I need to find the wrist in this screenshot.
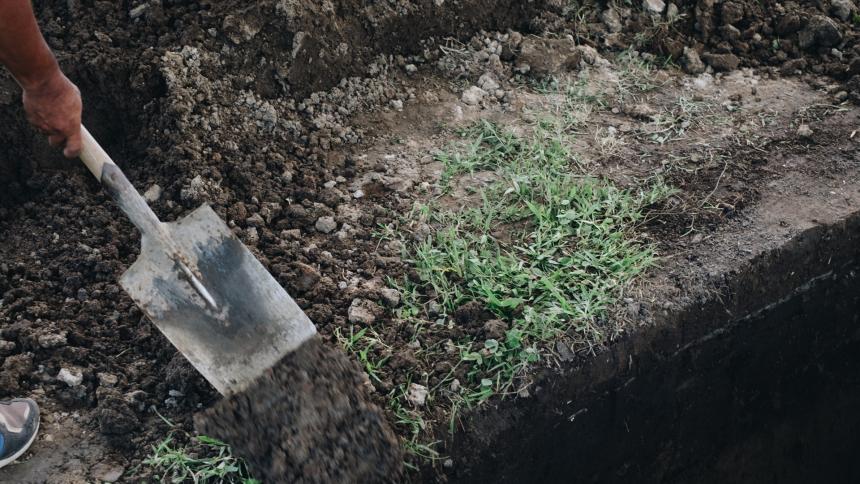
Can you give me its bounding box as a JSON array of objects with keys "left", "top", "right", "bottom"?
[{"left": 17, "top": 58, "right": 63, "bottom": 95}]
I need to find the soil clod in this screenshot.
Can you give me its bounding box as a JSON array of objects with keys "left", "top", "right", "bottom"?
[{"left": 195, "top": 336, "right": 403, "bottom": 483}]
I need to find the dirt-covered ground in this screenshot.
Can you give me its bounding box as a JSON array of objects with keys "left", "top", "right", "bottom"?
[{"left": 0, "top": 0, "right": 859, "bottom": 482}]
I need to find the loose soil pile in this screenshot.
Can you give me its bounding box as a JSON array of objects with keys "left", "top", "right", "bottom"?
[{"left": 196, "top": 336, "right": 403, "bottom": 483}]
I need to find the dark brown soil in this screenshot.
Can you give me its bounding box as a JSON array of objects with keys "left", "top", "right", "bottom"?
[
  {"left": 195, "top": 336, "right": 403, "bottom": 483},
  {"left": 561, "top": 0, "right": 860, "bottom": 101}
]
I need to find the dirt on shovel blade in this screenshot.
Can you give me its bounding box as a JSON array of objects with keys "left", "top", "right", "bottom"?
[{"left": 194, "top": 335, "right": 403, "bottom": 483}]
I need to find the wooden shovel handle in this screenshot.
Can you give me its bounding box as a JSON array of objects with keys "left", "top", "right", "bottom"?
[
  {"left": 79, "top": 125, "right": 117, "bottom": 179},
  {"left": 77, "top": 125, "right": 163, "bottom": 237}
]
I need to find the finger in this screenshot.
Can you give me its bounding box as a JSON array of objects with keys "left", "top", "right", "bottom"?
[
  {"left": 48, "top": 134, "right": 66, "bottom": 147},
  {"left": 63, "top": 129, "right": 82, "bottom": 158}
]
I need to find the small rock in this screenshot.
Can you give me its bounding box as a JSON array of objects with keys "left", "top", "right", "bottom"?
[
  {"left": 461, "top": 86, "right": 487, "bottom": 106},
  {"left": 97, "top": 373, "right": 119, "bottom": 387},
  {"left": 315, "top": 216, "right": 337, "bottom": 234},
  {"left": 353, "top": 189, "right": 365, "bottom": 199},
  {"left": 666, "top": 2, "right": 679, "bottom": 19},
  {"left": 625, "top": 103, "right": 656, "bottom": 119},
  {"left": 701, "top": 52, "right": 740, "bottom": 71},
  {"left": 681, "top": 48, "right": 706, "bottom": 74},
  {"left": 245, "top": 213, "right": 265, "bottom": 228},
  {"left": 143, "top": 184, "right": 162, "bottom": 203},
  {"left": 477, "top": 72, "right": 500, "bottom": 92},
  {"left": 834, "top": 90, "right": 849, "bottom": 102},
  {"left": 643, "top": 0, "right": 666, "bottom": 13},
  {"left": 389, "top": 99, "right": 404, "bottom": 111},
  {"left": 244, "top": 227, "right": 259, "bottom": 246},
  {"left": 292, "top": 262, "right": 321, "bottom": 292},
  {"left": 91, "top": 462, "right": 125, "bottom": 483},
  {"left": 380, "top": 288, "right": 401, "bottom": 307},
  {"left": 518, "top": 38, "right": 582, "bottom": 77},
  {"left": 57, "top": 367, "right": 84, "bottom": 387},
  {"left": 513, "top": 63, "right": 531, "bottom": 74},
  {"left": 348, "top": 298, "right": 379, "bottom": 325},
  {"left": 129, "top": 4, "right": 149, "bottom": 19},
  {"left": 405, "top": 64, "right": 418, "bottom": 74},
  {"left": 406, "top": 383, "right": 428, "bottom": 406},
  {"left": 450, "top": 379, "right": 461, "bottom": 392},
  {"left": 443, "top": 458, "right": 454, "bottom": 469},
  {"left": 600, "top": 8, "right": 623, "bottom": 33},
  {"left": 38, "top": 331, "right": 68, "bottom": 349},
  {"left": 427, "top": 301, "right": 443, "bottom": 317},
  {"left": 797, "top": 124, "right": 814, "bottom": 138},
  {"left": 831, "top": 0, "right": 855, "bottom": 21}
]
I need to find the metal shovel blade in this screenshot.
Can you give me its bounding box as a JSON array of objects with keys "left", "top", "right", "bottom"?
[{"left": 119, "top": 204, "right": 316, "bottom": 396}]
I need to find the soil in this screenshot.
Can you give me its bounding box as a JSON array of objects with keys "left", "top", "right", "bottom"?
[
  {"left": 0, "top": 0, "right": 858, "bottom": 482},
  {"left": 195, "top": 336, "right": 403, "bottom": 483}
]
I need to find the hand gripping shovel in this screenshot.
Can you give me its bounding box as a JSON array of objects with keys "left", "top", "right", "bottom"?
[{"left": 78, "top": 126, "right": 316, "bottom": 396}]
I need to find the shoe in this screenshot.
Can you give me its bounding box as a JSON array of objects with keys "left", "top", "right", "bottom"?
[{"left": 0, "top": 398, "right": 40, "bottom": 468}]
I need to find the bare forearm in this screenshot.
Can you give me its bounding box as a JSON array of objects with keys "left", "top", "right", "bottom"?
[
  {"left": 0, "top": 0, "right": 61, "bottom": 90},
  {"left": 0, "top": 0, "right": 82, "bottom": 157}
]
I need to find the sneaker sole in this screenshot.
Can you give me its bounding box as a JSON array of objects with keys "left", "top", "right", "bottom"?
[{"left": 0, "top": 417, "right": 40, "bottom": 468}]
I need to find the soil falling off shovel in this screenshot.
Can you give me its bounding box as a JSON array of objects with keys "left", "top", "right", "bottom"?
[{"left": 79, "top": 126, "right": 402, "bottom": 482}]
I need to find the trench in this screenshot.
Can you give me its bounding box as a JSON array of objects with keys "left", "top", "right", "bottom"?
[{"left": 448, "top": 213, "right": 860, "bottom": 483}]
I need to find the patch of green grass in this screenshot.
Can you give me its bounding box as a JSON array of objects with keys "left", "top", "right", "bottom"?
[
  {"left": 402, "top": 120, "right": 674, "bottom": 403},
  {"left": 435, "top": 119, "right": 523, "bottom": 186},
  {"left": 142, "top": 434, "right": 259, "bottom": 484},
  {"left": 334, "top": 325, "right": 391, "bottom": 383}
]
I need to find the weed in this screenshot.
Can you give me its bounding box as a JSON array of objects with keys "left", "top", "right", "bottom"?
[
  {"left": 142, "top": 434, "right": 259, "bottom": 484},
  {"left": 334, "top": 325, "right": 391, "bottom": 383}
]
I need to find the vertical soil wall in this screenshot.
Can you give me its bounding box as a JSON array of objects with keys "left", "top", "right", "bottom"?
[{"left": 447, "top": 212, "right": 860, "bottom": 483}]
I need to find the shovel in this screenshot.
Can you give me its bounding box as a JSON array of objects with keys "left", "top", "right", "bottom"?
[{"left": 78, "top": 125, "right": 317, "bottom": 396}]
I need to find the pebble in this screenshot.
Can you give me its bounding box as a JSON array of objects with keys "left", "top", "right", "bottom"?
[
  {"left": 643, "top": 0, "right": 666, "bottom": 13},
  {"left": 461, "top": 86, "right": 487, "bottom": 106},
  {"left": 292, "top": 262, "right": 321, "bottom": 292},
  {"left": 245, "top": 227, "right": 259, "bottom": 245},
  {"left": 797, "top": 124, "right": 814, "bottom": 138},
  {"left": 97, "top": 373, "right": 118, "bottom": 387},
  {"left": 38, "top": 331, "right": 68, "bottom": 349},
  {"left": 477, "top": 72, "right": 500, "bottom": 92},
  {"left": 353, "top": 189, "right": 365, "bottom": 199},
  {"left": 405, "top": 64, "right": 417, "bottom": 74},
  {"left": 315, "top": 216, "right": 338, "bottom": 234},
  {"left": 348, "top": 298, "right": 379, "bottom": 325},
  {"left": 389, "top": 99, "right": 404, "bottom": 111},
  {"left": 681, "top": 47, "right": 705, "bottom": 75},
  {"left": 143, "top": 184, "right": 162, "bottom": 203},
  {"left": 380, "top": 288, "right": 401, "bottom": 307},
  {"left": 324, "top": 180, "right": 337, "bottom": 189},
  {"left": 246, "top": 213, "right": 265, "bottom": 227},
  {"left": 57, "top": 367, "right": 83, "bottom": 387},
  {"left": 91, "top": 462, "right": 125, "bottom": 483},
  {"left": 406, "top": 383, "right": 428, "bottom": 406}
]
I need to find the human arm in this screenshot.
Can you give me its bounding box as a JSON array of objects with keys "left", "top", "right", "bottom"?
[{"left": 0, "top": 0, "right": 81, "bottom": 157}]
